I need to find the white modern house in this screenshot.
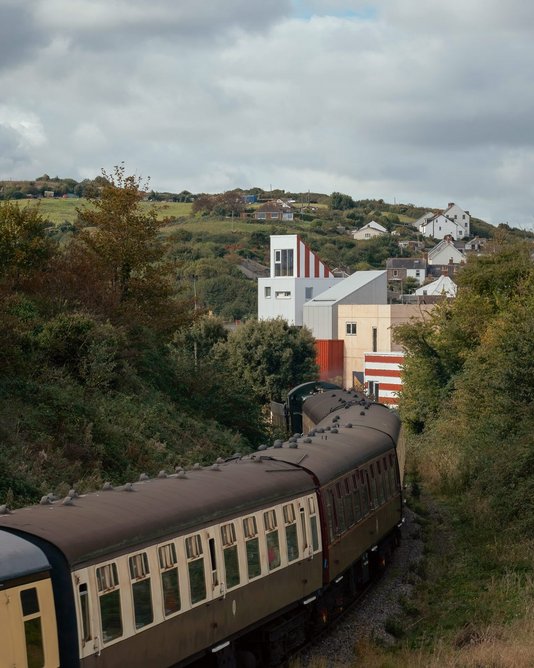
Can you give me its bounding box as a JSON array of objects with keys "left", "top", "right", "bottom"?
[{"left": 257, "top": 235, "right": 343, "bottom": 326}]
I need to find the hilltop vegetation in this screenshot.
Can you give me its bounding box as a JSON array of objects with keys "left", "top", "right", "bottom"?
[{"left": 0, "top": 169, "right": 318, "bottom": 507}]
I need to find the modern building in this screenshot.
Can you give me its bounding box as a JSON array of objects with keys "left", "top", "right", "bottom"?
[{"left": 257, "top": 235, "right": 342, "bottom": 326}]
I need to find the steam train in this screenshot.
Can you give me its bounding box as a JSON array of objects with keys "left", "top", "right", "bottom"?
[{"left": 0, "top": 386, "right": 404, "bottom": 668}]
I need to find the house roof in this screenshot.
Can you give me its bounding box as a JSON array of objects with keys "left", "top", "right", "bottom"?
[
  {"left": 305, "top": 270, "right": 386, "bottom": 306},
  {"left": 256, "top": 199, "right": 293, "bottom": 213},
  {"left": 428, "top": 239, "right": 465, "bottom": 259},
  {"left": 386, "top": 258, "right": 427, "bottom": 269},
  {"left": 415, "top": 275, "right": 457, "bottom": 297},
  {"left": 360, "top": 220, "right": 387, "bottom": 233}
]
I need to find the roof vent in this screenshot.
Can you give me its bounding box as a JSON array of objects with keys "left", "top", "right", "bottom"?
[
  {"left": 346, "top": 423, "right": 352, "bottom": 428},
  {"left": 257, "top": 444, "right": 268, "bottom": 451},
  {"left": 40, "top": 495, "right": 51, "bottom": 505},
  {"left": 193, "top": 463, "right": 201, "bottom": 470},
  {"left": 303, "top": 437, "right": 312, "bottom": 443},
  {"left": 158, "top": 470, "right": 168, "bottom": 478},
  {"left": 289, "top": 442, "right": 298, "bottom": 449},
  {"left": 331, "top": 428, "right": 338, "bottom": 434},
  {"left": 62, "top": 496, "right": 74, "bottom": 506},
  {"left": 174, "top": 466, "right": 183, "bottom": 473},
  {"left": 293, "top": 433, "right": 301, "bottom": 439},
  {"left": 102, "top": 482, "right": 113, "bottom": 491},
  {"left": 0, "top": 504, "right": 11, "bottom": 515},
  {"left": 288, "top": 436, "right": 297, "bottom": 443},
  {"left": 233, "top": 453, "right": 242, "bottom": 459},
  {"left": 317, "top": 428, "right": 324, "bottom": 434},
  {"left": 68, "top": 489, "right": 78, "bottom": 498},
  {"left": 139, "top": 473, "right": 149, "bottom": 481},
  {"left": 273, "top": 439, "right": 283, "bottom": 448},
  {"left": 216, "top": 457, "right": 224, "bottom": 464},
  {"left": 123, "top": 482, "right": 135, "bottom": 492},
  {"left": 360, "top": 411, "right": 366, "bottom": 416},
  {"left": 211, "top": 463, "right": 221, "bottom": 471},
  {"left": 177, "top": 470, "right": 187, "bottom": 479}
]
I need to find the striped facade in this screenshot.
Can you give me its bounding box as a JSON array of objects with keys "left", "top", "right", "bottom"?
[
  {"left": 295, "top": 236, "right": 333, "bottom": 278},
  {"left": 364, "top": 352, "right": 405, "bottom": 406}
]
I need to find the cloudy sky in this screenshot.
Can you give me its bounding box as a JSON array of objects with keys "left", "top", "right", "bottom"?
[{"left": 1, "top": 0, "right": 534, "bottom": 227}]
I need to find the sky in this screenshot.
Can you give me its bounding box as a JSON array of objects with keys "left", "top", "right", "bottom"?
[{"left": 1, "top": 0, "right": 534, "bottom": 228}]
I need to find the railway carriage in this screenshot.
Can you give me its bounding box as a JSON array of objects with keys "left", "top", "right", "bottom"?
[{"left": 0, "top": 388, "right": 403, "bottom": 668}]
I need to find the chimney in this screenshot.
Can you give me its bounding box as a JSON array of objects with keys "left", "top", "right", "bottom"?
[{"left": 448, "top": 202, "right": 454, "bottom": 208}]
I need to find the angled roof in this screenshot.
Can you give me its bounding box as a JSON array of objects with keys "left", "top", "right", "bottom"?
[
  {"left": 256, "top": 200, "right": 293, "bottom": 213},
  {"left": 360, "top": 220, "right": 387, "bottom": 233},
  {"left": 305, "top": 270, "right": 386, "bottom": 306},
  {"left": 428, "top": 239, "right": 465, "bottom": 259},
  {"left": 386, "top": 258, "right": 427, "bottom": 269},
  {"left": 415, "top": 275, "right": 457, "bottom": 297}
]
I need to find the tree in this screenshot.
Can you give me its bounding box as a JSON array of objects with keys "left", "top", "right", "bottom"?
[
  {"left": 330, "top": 192, "right": 355, "bottom": 211},
  {"left": 0, "top": 200, "right": 55, "bottom": 287},
  {"left": 214, "top": 319, "right": 318, "bottom": 404}
]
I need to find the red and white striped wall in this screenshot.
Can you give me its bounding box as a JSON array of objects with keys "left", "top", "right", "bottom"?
[
  {"left": 364, "top": 352, "right": 405, "bottom": 406},
  {"left": 296, "top": 236, "right": 333, "bottom": 278}
]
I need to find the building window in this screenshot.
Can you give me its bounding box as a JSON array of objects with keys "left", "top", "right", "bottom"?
[
  {"left": 346, "top": 322, "right": 357, "bottom": 335},
  {"left": 274, "top": 248, "right": 294, "bottom": 276},
  {"left": 275, "top": 291, "right": 291, "bottom": 299},
  {"left": 415, "top": 270, "right": 420, "bottom": 277},
  {"left": 305, "top": 287, "right": 313, "bottom": 300},
  {"left": 257, "top": 212, "right": 266, "bottom": 219},
  {"left": 393, "top": 270, "right": 398, "bottom": 277},
  {"left": 372, "top": 327, "right": 378, "bottom": 352},
  {"left": 264, "top": 286, "right": 271, "bottom": 298}
]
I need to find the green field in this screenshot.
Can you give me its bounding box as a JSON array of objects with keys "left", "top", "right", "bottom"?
[{"left": 13, "top": 198, "right": 193, "bottom": 225}]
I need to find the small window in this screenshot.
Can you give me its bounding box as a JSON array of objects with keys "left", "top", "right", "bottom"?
[
  {"left": 186, "top": 535, "right": 203, "bottom": 560},
  {"left": 221, "top": 523, "right": 237, "bottom": 546},
  {"left": 393, "top": 269, "right": 398, "bottom": 277},
  {"left": 20, "top": 588, "right": 45, "bottom": 668},
  {"left": 158, "top": 544, "right": 180, "bottom": 616},
  {"left": 275, "top": 290, "right": 291, "bottom": 299},
  {"left": 79, "top": 584, "right": 91, "bottom": 643},
  {"left": 283, "top": 504, "right": 299, "bottom": 562},
  {"left": 96, "top": 563, "right": 122, "bottom": 643},
  {"left": 243, "top": 516, "right": 257, "bottom": 538},
  {"left": 129, "top": 553, "right": 153, "bottom": 630},
  {"left": 257, "top": 212, "right": 266, "bottom": 219},
  {"left": 264, "top": 509, "right": 277, "bottom": 532},
  {"left": 264, "top": 286, "right": 271, "bottom": 298},
  {"left": 305, "top": 287, "right": 313, "bottom": 300},
  {"left": 346, "top": 322, "right": 357, "bottom": 336}
]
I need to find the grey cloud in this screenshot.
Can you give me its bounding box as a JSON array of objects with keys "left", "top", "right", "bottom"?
[{"left": 0, "top": 2, "right": 49, "bottom": 71}]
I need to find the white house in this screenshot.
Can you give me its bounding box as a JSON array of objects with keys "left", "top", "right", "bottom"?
[
  {"left": 427, "top": 239, "right": 466, "bottom": 266},
  {"left": 258, "top": 235, "right": 343, "bottom": 326},
  {"left": 351, "top": 221, "right": 388, "bottom": 240},
  {"left": 419, "top": 213, "right": 462, "bottom": 240},
  {"left": 415, "top": 275, "right": 457, "bottom": 298},
  {"left": 413, "top": 211, "right": 434, "bottom": 230},
  {"left": 443, "top": 202, "right": 470, "bottom": 237}
]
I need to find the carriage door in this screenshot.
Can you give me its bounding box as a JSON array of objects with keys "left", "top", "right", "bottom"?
[
  {"left": 206, "top": 530, "right": 223, "bottom": 598},
  {"left": 74, "top": 570, "right": 97, "bottom": 660}
]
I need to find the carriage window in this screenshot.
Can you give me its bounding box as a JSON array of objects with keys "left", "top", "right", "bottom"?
[
  {"left": 344, "top": 478, "right": 355, "bottom": 527},
  {"left": 308, "top": 496, "right": 320, "bottom": 552},
  {"left": 129, "top": 553, "right": 153, "bottom": 629},
  {"left": 96, "top": 563, "right": 123, "bottom": 643},
  {"left": 335, "top": 483, "right": 347, "bottom": 533},
  {"left": 360, "top": 471, "right": 370, "bottom": 515},
  {"left": 158, "top": 543, "right": 180, "bottom": 616},
  {"left": 20, "top": 588, "right": 44, "bottom": 668},
  {"left": 375, "top": 462, "right": 385, "bottom": 505},
  {"left": 264, "top": 510, "right": 280, "bottom": 570},
  {"left": 221, "top": 523, "right": 240, "bottom": 589},
  {"left": 352, "top": 474, "right": 363, "bottom": 520},
  {"left": 325, "top": 489, "right": 336, "bottom": 542},
  {"left": 186, "top": 535, "right": 206, "bottom": 604},
  {"left": 243, "top": 516, "right": 261, "bottom": 579},
  {"left": 369, "top": 465, "right": 379, "bottom": 507},
  {"left": 283, "top": 503, "right": 299, "bottom": 562},
  {"left": 79, "top": 584, "right": 91, "bottom": 643}
]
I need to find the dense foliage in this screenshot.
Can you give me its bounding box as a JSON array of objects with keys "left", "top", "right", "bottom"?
[
  {"left": 0, "top": 173, "right": 319, "bottom": 508},
  {"left": 395, "top": 240, "right": 534, "bottom": 536}
]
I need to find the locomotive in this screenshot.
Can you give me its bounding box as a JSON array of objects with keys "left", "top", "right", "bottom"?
[{"left": 0, "top": 387, "right": 403, "bottom": 668}]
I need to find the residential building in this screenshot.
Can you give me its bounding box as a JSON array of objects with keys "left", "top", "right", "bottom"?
[
  {"left": 364, "top": 352, "right": 405, "bottom": 407},
  {"left": 254, "top": 200, "right": 294, "bottom": 221},
  {"left": 415, "top": 275, "right": 457, "bottom": 298},
  {"left": 258, "top": 235, "right": 342, "bottom": 326},
  {"left": 350, "top": 220, "right": 388, "bottom": 240},
  {"left": 302, "top": 271, "right": 388, "bottom": 340},
  {"left": 419, "top": 213, "right": 461, "bottom": 240},
  {"left": 427, "top": 239, "right": 466, "bottom": 266},
  {"left": 443, "top": 202, "right": 470, "bottom": 237},
  {"left": 386, "top": 258, "right": 427, "bottom": 285}
]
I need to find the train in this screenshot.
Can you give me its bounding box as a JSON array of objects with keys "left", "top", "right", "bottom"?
[{"left": 0, "top": 386, "right": 404, "bottom": 668}]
